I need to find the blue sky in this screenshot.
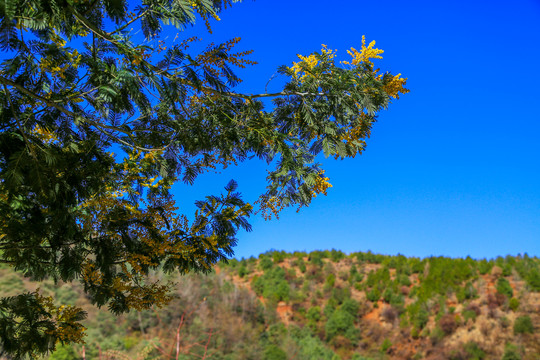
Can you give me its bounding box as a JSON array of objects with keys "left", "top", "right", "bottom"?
[{"left": 172, "top": 0, "right": 540, "bottom": 259}]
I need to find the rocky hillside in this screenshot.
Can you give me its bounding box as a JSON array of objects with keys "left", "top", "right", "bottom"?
[
  {"left": 220, "top": 251, "right": 540, "bottom": 359},
  {"left": 0, "top": 251, "right": 539, "bottom": 359}
]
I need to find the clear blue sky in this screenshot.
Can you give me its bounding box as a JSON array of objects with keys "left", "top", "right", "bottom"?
[{"left": 172, "top": 0, "right": 540, "bottom": 259}]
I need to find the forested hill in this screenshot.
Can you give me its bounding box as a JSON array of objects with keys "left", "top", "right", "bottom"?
[{"left": 1, "top": 251, "right": 539, "bottom": 359}]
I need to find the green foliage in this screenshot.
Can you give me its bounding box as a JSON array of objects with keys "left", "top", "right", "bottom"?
[
  {"left": 380, "top": 338, "right": 392, "bottom": 352},
  {"left": 324, "top": 298, "right": 338, "bottom": 318},
  {"left": 330, "top": 286, "right": 351, "bottom": 305},
  {"left": 513, "top": 316, "right": 534, "bottom": 335},
  {"left": 478, "top": 259, "right": 493, "bottom": 275},
  {"left": 48, "top": 345, "right": 82, "bottom": 360},
  {"left": 289, "top": 326, "right": 338, "bottom": 360},
  {"left": 501, "top": 344, "right": 522, "bottom": 360},
  {"left": 309, "top": 252, "right": 325, "bottom": 266},
  {"left": 306, "top": 306, "right": 322, "bottom": 322},
  {"left": 252, "top": 267, "right": 290, "bottom": 303},
  {"left": 0, "top": 292, "right": 86, "bottom": 359},
  {"left": 272, "top": 251, "right": 287, "bottom": 264},
  {"left": 408, "top": 303, "right": 430, "bottom": 330},
  {"left": 238, "top": 265, "right": 248, "bottom": 278},
  {"left": 325, "top": 273, "right": 336, "bottom": 289},
  {"left": 410, "top": 258, "right": 426, "bottom": 274},
  {"left": 341, "top": 298, "right": 360, "bottom": 317},
  {"left": 366, "top": 288, "right": 380, "bottom": 302},
  {"left": 508, "top": 297, "right": 519, "bottom": 312},
  {"left": 413, "top": 257, "right": 476, "bottom": 302},
  {"left": 526, "top": 268, "right": 540, "bottom": 291},
  {"left": 463, "top": 341, "right": 486, "bottom": 360},
  {"left": 502, "top": 263, "right": 513, "bottom": 276},
  {"left": 462, "top": 309, "right": 477, "bottom": 322},
  {"left": 399, "top": 274, "right": 411, "bottom": 286},
  {"left": 263, "top": 345, "right": 287, "bottom": 360},
  {"left": 457, "top": 281, "right": 478, "bottom": 302},
  {"left": 0, "top": 0, "right": 408, "bottom": 357},
  {"left": 330, "top": 249, "right": 345, "bottom": 262},
  {"left": 325, "top": 308, "right": 357, "bottom": 342},
  {"left": 429, "top": 326, "right": 445, "bottom": 345},
  {"left": 260, "top": 256, "right": 275, "bottom": 271},
  {"left": 497, "top": 278, "right": 513, "bottom": 298}
]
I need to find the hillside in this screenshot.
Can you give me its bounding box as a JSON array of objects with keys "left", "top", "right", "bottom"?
[{"left": 1, "top": 251, "right": 539, "bottom": 359}]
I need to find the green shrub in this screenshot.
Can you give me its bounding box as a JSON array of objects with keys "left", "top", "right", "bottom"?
[
  {"left": 366, "top": 288, "right": 380, "bottom": 302},
  {"left": 429, "top": 327, "right": 445, "bottom": 345},
  {"left": 399, "top": 274, "right": 411, "bottom": 286},
  {"left": 308, "top": 251, "right": 324, "bottom": 266},
  {"left": 330, "top": 287, "right": 351, "bottom": 305},
  {"left": 324, "top": 298, "right": 337, "bottom": 318},
  {"left": 409, "top": 259, "right": 424, "bottom": 274},
  {"left": 48, "top": 345, "right": 82, "bottom": 360},
  {"left": 478, "top": 259, "right": 493, "bottom": 275},
  {"left": 513, "top": 316, "right": 534, "bottom": 335},
  {"left": 260, "top": 256, "right": 274, "bottom": 271},
  {"left": 238, "top": 265, "right": 248, "bottom": 278},
  {"left": 526, "top": 268, "right": 540, "bottom": 291},
  {"left": 330, "top": 249, "right": 345, "bottom": 262},
  {"left": 501, "top": 344, "right": 521, "bottom": 360},
  {"left": 290, "top": 327, "right": 338, "bottom": 360},
  {"left": 252, "top": 267, "right": 290, "bottom": 302},
  {"left": 508, "top": 297, "right": 519, "bottom": 311},
  {"left": 457, "top": 281, "right": 478, "bottom": 302},
  {"left": 325, "top": 309, "right": 355, "bottom": 341},
  {"left": 264, "top": 345, "right": 287, "bottom": 360},
  {"left": 463, "top": 341, "right": 486, "bottom": 360},
  {"left": 502, "top": 263, "right": 512, "bottom": 276},
  {"left": 412, "top": 307, "right": 429, "bottom": 330},
  {"left": 325, "top": 273, "right": 335, "bottom": 287},
  {"left": 306, "top": 306, "right": 321, "bottom": 322},
  {"left": 382, "top": 288, "right": 394, "bottom": 303},
  {"left": 341, "top": 299, "right": 359, "bottom": 317},
  {"left": 272, "top": 251, "right": 287, "bottom": 264},
  {"left": 462, "top": 309, "right": 477, "bottom": 322},
  {"left": 496, "top": 278, "right": 513, "bottom": 298},
  {"left": 381, "top": 338, "right": 392, "bottom": 352}
]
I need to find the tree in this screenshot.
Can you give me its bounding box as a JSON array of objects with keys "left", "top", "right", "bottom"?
[{"left": 0, "top": 0, "right": 408, "bottom": 357}]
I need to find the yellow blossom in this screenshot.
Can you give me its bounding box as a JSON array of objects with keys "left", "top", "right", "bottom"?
[
  {"left": 383, "top": 73, "right": 410, "bottom": 99},
  {"left": 311, "top": 171, "right": 332, "bottom": 197},
  {"left": 343, "top": 35, "right": 384, "bottom": 66}
]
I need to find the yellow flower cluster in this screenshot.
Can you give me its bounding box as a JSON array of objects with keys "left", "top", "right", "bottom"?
[
  {"left": 290, "top": 54, "right": 318, "bottom": 78},
  {"left": 383, "top": 73, "right": 410, "bottom": 99},
  {"left": 311, "top": 171, "right": 332, "bottom": 197},
  {"left": 81, "top": 262, "right": 103, "bottom": 286},
  {"left": 343, "top": 35, "right": 384, "bottom": 66},
  {"left": 289, "top": 45, "right": 336, "bottom": 80},
  {"left": 32, "top": 124, "right": 59, "bottom": 144},
  {"left": 321, "top": 44, "right": 336, "bottom": 59},
  {"left": 36, "top": 292, "right": 86, "bottom": 344},
  {"left": 54, "top": 306, "right": 87, "bottom": 343},
  {"left": 257, "top": 196, "right": 287, "bottom": 221},
  {"left": 50, "top": 31, "right": 66, "bottom": 47},
  {"left": 39, "top": 57, "right": 70, "bottom": 79}
]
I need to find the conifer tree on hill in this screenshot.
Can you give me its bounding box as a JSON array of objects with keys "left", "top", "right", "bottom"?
[{"left": 0, "top": 0, "right": 408, "bottom": 357}]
